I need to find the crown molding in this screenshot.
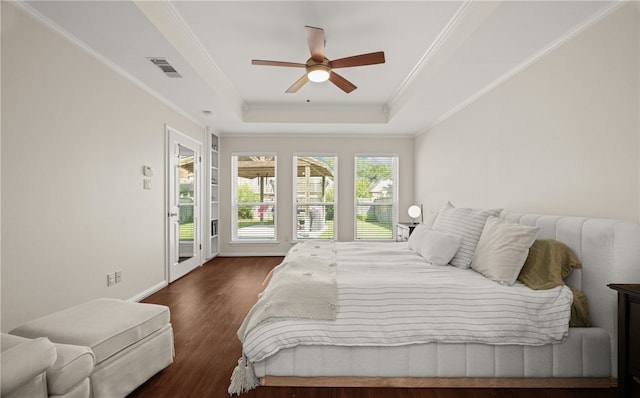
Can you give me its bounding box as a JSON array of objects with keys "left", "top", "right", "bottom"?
[
  {"left": 218, "top": 131, "right": 416, "bottom": 139},
  {"left": 426, "top": 0, "right": 626, "bottom": 131},
  {"left": 242, "top": 103, "right": 389, "bottom": 124},
  {"left": 387, "top": 0, "right": 474, "bottom": 112},
  {"left": 12, "top": 1, "right": 204, "bottom": 128},
  {"left": 134, "top": 1, "right": 245, "bottom": 119}
]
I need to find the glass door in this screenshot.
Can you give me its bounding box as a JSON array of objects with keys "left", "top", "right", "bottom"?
[{"left": 167, "top": 127, "right": 202, "bottom": 282}]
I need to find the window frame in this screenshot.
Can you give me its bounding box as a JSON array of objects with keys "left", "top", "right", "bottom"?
[
  {"left": 353, "top": 154, "right": 399, "bottom": 241},
  {"left": 292, "top": 153, "right": 338, "bottom": 242},
  {"left": 231, "top": 152, "right": 277, "bottom": 243}
]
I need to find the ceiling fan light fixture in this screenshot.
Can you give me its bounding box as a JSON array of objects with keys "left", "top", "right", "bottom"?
[
  {"left": 307, "top": 64, "right": 330, "bottom": 82},
  {"left": 251, "top": 26, "right": 385, "bottom": 93}
]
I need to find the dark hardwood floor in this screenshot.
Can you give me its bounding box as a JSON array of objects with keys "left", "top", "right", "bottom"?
[{"left": 128, "top": 256, "right": 617, "bottom": 398}]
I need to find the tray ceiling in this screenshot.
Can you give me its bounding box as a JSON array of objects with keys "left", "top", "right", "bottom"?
[{"left": 21, "top": 1, "right": 620, "bottom": 136}]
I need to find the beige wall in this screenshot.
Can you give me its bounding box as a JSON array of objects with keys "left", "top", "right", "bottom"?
[
  {"left": 414, "top": 4, "right": 640, "bottom": 222},
  {"left": 1, "top": 3, "right": 203, "bottom": 331},
  {"left": 220, "top": 135, "right": 414, "bottom": 256},
  {"left": 3, "top": 0, "right": 637, "bottom": 331}
]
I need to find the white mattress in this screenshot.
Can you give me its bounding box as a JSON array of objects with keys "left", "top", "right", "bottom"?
[{"left": 254, "top": 327, "right": 611, "bottom": 378}]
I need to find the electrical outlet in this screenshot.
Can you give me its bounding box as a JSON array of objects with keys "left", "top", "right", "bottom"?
[
  {"left": 115, "top": 270, "right": 122, "bottom": 284},
  {"left": 107, "top": 272, "right": 115, "bottom": 286}
]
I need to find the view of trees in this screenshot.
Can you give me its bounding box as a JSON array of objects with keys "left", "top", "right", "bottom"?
[
  {"left": 355, "top": 157, "right": 396, "bottom": 239},
  {"left": 355, "top": 159, "right": 393, "bottom": 200},
  {"left": 233, "top": 155, "right": 396, "bottom": 240},
  {"left": 237, "top": 183, "right": 259, "bottom": 219}
]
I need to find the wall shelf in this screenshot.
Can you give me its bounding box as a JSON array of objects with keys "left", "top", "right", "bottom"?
[{"left": 206, "top": 129, "right": 219, "bottom": 259}]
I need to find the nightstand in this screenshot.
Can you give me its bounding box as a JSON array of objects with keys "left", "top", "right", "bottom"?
[
  {"left": 396, "top": 222, "right": 419, "bottom": 242},
  {"left": 608, "top": 284, "right": 640, "bottom": 398}
]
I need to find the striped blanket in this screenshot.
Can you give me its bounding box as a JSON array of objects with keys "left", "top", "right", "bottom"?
[{"left": 241, "top": 241, "right": 572, "bottom": 364}]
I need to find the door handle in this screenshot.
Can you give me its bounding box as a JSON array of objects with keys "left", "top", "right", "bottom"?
[{"left": 168, "top": 212, "right": 178, "bottom": 217}]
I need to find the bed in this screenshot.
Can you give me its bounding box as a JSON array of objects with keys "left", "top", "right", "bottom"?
[{"left": 230, "top": 208, "right": 640, "bottom": 394}]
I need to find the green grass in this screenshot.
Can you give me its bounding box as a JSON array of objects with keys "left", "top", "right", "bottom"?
[
  {"left": 318, "top": 221, "right": 334, "bottom": 239},
  {"left": 296, "top": 220, "right": 335, "bottom": 239},
  {"left": 179, "top": 222, "right": 194, "bottom": 240},
  {"left": 356, "top": 219, "right": 392, "bottom": 239},
  {"left": 299, "top": 219, "right": 392, "bottom": 240},
  {"left": 238, "top": 220, "right": 274, "bottom": 228},
  {"left": 182, "top": 218, "right": 391, "bottom": 241}
]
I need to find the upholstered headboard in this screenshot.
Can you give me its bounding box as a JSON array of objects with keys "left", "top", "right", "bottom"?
[{"left": 504, "top": 213, "right": 640, "bottom": 373}]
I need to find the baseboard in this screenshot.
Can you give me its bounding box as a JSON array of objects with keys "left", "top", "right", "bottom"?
[
  {"left": 260, "top": 376, "right": 615, "bottom": 389},
  {"left": 129, "top": 280, "right": 168, "bottom": 303},
  {"left": 219, "top": 252, "right": 287, "bottom": 257}
]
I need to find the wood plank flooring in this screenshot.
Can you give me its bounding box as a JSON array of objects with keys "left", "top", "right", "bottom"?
[{"left": 128, "top": 256, "right": 617, "bottom": 398}]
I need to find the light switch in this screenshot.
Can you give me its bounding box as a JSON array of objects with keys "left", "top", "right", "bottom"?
[{"left": 143, "top": 179, "right": 152, "bottom": 190}]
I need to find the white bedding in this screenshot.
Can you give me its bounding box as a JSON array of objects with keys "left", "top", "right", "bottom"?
[
  {"left": 242, "top": 241, "right": 572, "bottom": 364},
  {"left": 237, "top": 248, "right": 338, "bottom": 341}
]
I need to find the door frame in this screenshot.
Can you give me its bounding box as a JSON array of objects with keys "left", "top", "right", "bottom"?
[{"left": 165, "top": 125, "right": 203, "bottom": 283}]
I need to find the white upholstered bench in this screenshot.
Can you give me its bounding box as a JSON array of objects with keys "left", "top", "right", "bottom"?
[{"left": 9, "top": 298, "right": 174, "bottom": 398}]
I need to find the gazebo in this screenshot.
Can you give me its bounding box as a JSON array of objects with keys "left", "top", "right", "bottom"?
[{"left": 236, "top": 156, "right": 334, "bottom": 202}]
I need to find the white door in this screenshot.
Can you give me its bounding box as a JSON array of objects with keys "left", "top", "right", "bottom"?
[{"left": 167, "top": 127, "right": 202, "bottom": 282}]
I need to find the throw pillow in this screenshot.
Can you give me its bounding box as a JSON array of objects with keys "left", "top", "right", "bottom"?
[
  {"left": 432, "top": 202, "right": 502, "bottom": 268},
  {"left": 407, "top": 224, "right": 429, "bottom": 252},
  {"left": 569, "top": 286, "right": 591, "bottom": 327},
  {"left": 471, "top": 217, "right": 540, "bottom": 285},
  {"left": 517, "top": 239, "right": 582, "bottom": 290},
  {"left": 415, "top": 228, "right": 462, "bottom": 266}
]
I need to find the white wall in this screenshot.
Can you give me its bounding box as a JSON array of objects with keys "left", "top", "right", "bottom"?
[
  {"left": 220, "top": 135, "right": 414, "bottom": 256},
  {"left": 1, "top": 2, "right": 203, "bottom": 331},
  {"left": 414, "top": 4, "right": 640, "bottom": 222},
  {"left": 4, "top": 0, "right": 635, "bottom": 332}
]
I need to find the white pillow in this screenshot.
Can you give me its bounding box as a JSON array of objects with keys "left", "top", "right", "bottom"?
[
  {"left": 418, "top": 229, "right": 462, "bottom": 266},
  {"left": 407, "top": 224, "right": 429, "bottom": 252},
  {"left": 408, "top": 224, "right": 462, "bottom": 266},
  {"left": 471, "top": 216, "right": 540, "bottom": 285},
  {"left": 432, "top": 202, "right": 502, "bottom": 268}
]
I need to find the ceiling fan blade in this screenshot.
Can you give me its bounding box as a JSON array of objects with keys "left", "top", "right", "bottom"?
[
  {"left": 329, "top": 71, "right": 357, "bottom": 93},
  {"left": 252, "top": 59, "right": 306, "bottom": 68},
  {"left": 305, "top": 25, "right": 325, "bottom": 62},
  {"left": 286, "top": 74, "right": 309, "bottom": 93},
  {"left": 330, "top": 51, "right": 386, "bottom": 69}
]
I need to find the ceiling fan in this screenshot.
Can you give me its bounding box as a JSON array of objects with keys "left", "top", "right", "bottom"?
[{"left": 251, "top": 26, "right": 385, "bottom": 94}]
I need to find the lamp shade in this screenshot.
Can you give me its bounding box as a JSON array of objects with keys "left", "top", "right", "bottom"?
[{"left": 408, "top": 205, "right": 422, "bottom": 220}]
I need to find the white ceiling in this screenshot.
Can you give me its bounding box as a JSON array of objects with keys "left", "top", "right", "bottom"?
[{"left": 22, "top": 1, "right": 620, "bottom": 136}]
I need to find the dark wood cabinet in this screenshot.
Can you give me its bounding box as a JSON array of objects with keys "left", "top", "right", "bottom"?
[{"left": 608, "top": 284, "right": 640, "bottom": 398}]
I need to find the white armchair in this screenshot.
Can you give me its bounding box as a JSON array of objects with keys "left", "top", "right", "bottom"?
[
  {"left": 1, "top": 333, "right": 94, "bottom": 398},
  {"left": 1, "top": 333, "right": 55, "bottom": 397}
]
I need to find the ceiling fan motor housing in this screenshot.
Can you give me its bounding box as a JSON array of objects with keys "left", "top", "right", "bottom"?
[{"left": 306, "top": 58, "right": 331, "bottom": 82}]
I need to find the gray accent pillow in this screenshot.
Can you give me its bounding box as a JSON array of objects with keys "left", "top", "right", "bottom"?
[{"left": 432, "top": 202, "right": 502, "bottom": 268}]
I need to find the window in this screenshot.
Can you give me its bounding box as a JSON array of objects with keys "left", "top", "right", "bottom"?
[
  {"left": 231, "top": 154, "right": 276, "bottom": 241},
  {"left": 354, "top": 155, "right": 398, "bottom": 240},
  {"left": 294, "top": 155, "right": 336, "bottom": 240}
]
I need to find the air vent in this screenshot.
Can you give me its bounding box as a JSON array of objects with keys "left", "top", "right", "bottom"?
[{"left": 148, "top": 58, "right": 182, "bottom": 78}]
